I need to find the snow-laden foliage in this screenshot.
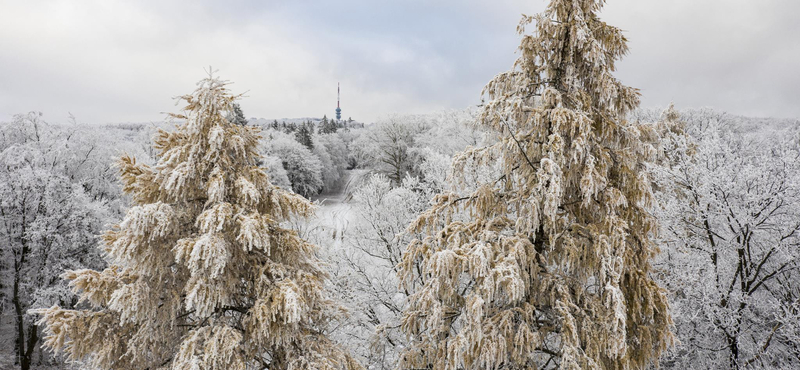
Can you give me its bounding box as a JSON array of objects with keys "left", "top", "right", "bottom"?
[
  {"left": 262, "top": 129, "right": 325, "bottom": 197},
  {"left": 227, "top": 103, "right": 249, "bottom": 127},
  {"left": 261, "top": 154, "right": 292, "bottom": 190},
  {"left": 349, "top": 115, "right": 428, "bottom": 185},
  {"left": 632, "top": 107, "right": 800, "bottom": 142},
  {"left": 32, "top": 75, "right": 361, "bottom": 370},
  {"left": 326, "top": 174, "right": 434, "bottom": 369},
  {"left": 0, "top": 113, "right": 111, "bottom": 370},
  {"left": 295, "top": 121, "right": 315, "bottom": 150},
  {"left": 413, "top": 108, "right": 485, "bottom": 158},
  {"left": 349, "top": 109, "right": 487, "bottom": 186},
  {"left": 319, "top": 109, "right": 495, "bottom": 369},
  {"left": 313, "top": 133, "right": 348, "bottom": 191},
  {"left": 397, "top": 1, "right": 673, "bottom": 368},
  {"left": 652, "top": 108, "right": 800, "bottom": 369}
]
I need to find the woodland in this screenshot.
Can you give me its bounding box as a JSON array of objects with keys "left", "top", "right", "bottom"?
[{"left": 1, "top": 0, "right": 799, "bottom": 369}]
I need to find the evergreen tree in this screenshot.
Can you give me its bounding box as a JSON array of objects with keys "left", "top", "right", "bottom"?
[
  {"left": 34, "top": 75, "right": 361, "bottom": 370},
  {"left": 398, "top": 1, "right": 673, "bottom": 369},
  {"left": 272, "top": 119, "right": 280, "bottom": 130},
  {"left": 295, "top": 121, "right": 314, "bottom": 150},
  {"left": 319, "top": 115, "right": 338, "bottom": 134},
  {"left": 319, "top": 115, "right": 329, "bottom": 134},
  {"left": 227, "top": 102, "right": 249, "bottom": 126}
]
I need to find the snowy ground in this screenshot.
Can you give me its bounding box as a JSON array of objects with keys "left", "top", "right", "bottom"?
[{"left": 305, "top": 169, "right": 369, "bottom": 249}]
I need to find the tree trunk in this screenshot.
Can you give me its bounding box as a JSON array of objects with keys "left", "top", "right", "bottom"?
[
  {"left": 727, "top": 332, "right": 739, "bottom": 369},
  {"left": 13, "top": 216, "right": 33, "bottom": 370},
  {"left": 25, "top": 323, "right": 39, "bottom": 370},
  {"left": 13, "top": 270, "right": 32, "bottom": 370}
]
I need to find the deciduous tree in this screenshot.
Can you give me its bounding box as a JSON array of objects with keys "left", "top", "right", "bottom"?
[
  {"left": 34, "top": 75, "right": 360, "bottom": 370},
  {"left": 398, "top": 1, "right": 673, "bottom": 368},
  {"left": 652, "top": 109, "right": 800, "bottom": 369},
  {"left": 0, "top": 113, "right": 111, "bottom": 370}
]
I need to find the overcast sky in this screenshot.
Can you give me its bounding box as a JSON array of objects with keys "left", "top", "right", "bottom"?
[{"left": 1, "top": 0, "right": 798, "bottom": 124}]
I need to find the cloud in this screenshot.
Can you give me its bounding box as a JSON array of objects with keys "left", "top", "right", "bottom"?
[
  {"left": 0, "top": 0, "right": 797, "bottom": 124},
  {"left": 602, "top": 0, "right": 800, "bottom": 118}
]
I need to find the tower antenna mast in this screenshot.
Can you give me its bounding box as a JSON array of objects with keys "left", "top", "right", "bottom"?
[{"left": 335, "top": 82, "right": 342, "bottom": 120}]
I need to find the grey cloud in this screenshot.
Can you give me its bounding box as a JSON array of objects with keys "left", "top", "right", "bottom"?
[{"left": 0, "top": 0, "right": 797, "bottom": 124}]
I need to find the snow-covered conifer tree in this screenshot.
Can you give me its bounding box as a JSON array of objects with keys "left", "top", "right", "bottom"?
[
  {"left": 33, "top": 74, "right": 361, "bottom": 370},
  {"left": 398, "top": 1, "right": 673, "bottom": 368},
  {"left": 227, "top": 102, "right": 249, "bottom": 126},
  {"left": 295, "top": 121, "right": 314, "bottom": 150}
]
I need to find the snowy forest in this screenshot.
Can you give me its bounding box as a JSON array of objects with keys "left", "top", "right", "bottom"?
[{"left": 2, "top": 1, "right": 800, "bottom": 369}]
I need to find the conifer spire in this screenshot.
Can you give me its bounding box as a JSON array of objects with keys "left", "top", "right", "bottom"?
[
  {"left": 34, "top": 73, "right": 361, "bottom": 370},
  {"left": 398, "top": 1, "right": 673, "bottom": 368}
]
